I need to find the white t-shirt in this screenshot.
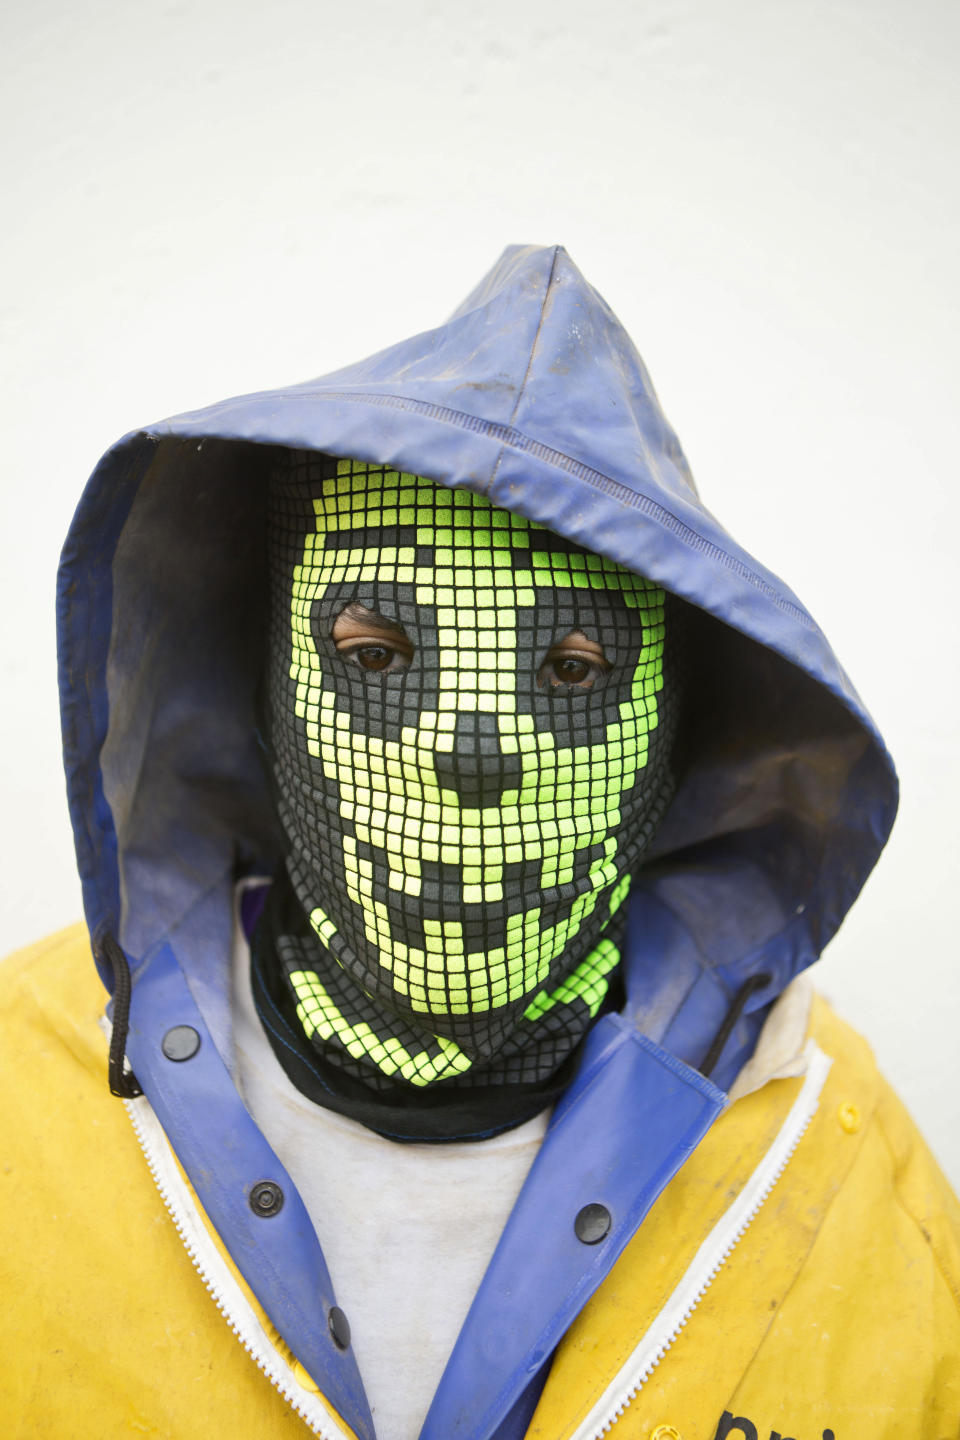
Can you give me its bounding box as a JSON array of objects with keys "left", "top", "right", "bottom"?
[{"left": 230, "top": 884, "right": 550, "bottom": 1440}]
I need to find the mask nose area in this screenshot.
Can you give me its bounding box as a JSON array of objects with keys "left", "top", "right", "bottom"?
[{"left": 433, "top": 711, "right": 524, "bottom": 810}]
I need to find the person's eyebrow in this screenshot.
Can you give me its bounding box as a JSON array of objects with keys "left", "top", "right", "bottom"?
[{"left": 338, "top": 603, "right": 408, "bottom": 637}]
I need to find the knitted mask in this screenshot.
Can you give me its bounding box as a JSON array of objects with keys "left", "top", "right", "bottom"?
[{"left": 264, "top": 453, "right": 678, "bottom": 1095}]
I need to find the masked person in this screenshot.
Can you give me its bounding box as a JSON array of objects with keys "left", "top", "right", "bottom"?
[{"left": 3, "top": 247, "right": 958, "bottom": 1440}]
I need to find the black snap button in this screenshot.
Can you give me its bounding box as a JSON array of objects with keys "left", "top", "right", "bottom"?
[
  {"left": 328, "top": 1306, "right": 351, "bottom": 1350},
  {"left": 161, "top": 1025, "right": 201, "bottom": 1062},
  {"left": 575, "top": 1202, "right": 611, "bottom": 1244},
  {"left": 249, "top": 1181, "right": 284, "bottom": 1218}
]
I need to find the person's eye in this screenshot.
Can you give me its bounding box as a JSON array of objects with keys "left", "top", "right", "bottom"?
[
  {"left": 537, "top": 635, "right": 611, "bottom": 691},
  {"left": 548, "top": 656, "right": 594, "bottom": 685},
  {"left": 339, "top": 641, "right": 411, "bottom": 674},
  {"left": 331, "top": 604, "right": 414, "bottom": 675}
]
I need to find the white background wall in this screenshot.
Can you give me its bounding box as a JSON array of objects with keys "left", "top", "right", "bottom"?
[{"left": 2, "top": 0, "right": 958, "bottom": 1183}]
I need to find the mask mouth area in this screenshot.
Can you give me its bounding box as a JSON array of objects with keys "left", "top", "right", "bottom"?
[{"left": 375, "top": 845, "right": 613, "bottom": 950}]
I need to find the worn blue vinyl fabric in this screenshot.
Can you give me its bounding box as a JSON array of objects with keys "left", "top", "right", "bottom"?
[{"left": 57, "top": 245, "right": 897, "bottom": 1439}]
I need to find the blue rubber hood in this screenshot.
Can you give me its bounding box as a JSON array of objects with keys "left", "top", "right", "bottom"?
[
  {"left": 59, "top": 242, "right": 896, "bottom": 1032},
  {"left": 57, "top": 245, "right": 898, "bottom": 1439}
]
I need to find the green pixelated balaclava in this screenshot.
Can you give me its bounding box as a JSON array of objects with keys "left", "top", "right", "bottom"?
[{"left": 262, "top": 452, "right": 679, "bottom": 1099}]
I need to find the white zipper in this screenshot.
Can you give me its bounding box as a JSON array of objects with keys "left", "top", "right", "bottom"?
[
  {"left": 123, "top": 1092, "right": 356, "bottom": 1440},
  {"left": 569, "top": 1040, "right": 833, "bottom": 1440}
]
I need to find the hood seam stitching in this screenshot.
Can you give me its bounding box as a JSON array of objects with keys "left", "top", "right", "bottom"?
[
  {"left": 177, "top": 392, "right": 813, "bottom": 629},
  {"left": 483, "top": 244, "right": 561, "bottom": 500}
]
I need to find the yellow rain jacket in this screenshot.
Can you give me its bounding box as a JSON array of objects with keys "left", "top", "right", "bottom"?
[
  {"left": 6, "top": 246, "right": 958, "bottom": 1438},
  {"left": 3, "top": 926, "right": 958, "bottom": 1438}
]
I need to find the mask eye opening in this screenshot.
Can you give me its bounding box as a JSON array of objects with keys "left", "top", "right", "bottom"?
[
  {"left": 536, "top": 631, "right": 612, "bottom": 692},
  {"left": 332, "top": 602, "right": 415, "bottom": 674}
]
